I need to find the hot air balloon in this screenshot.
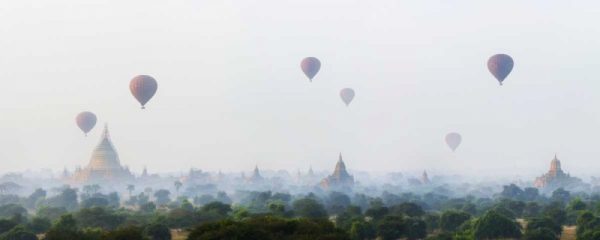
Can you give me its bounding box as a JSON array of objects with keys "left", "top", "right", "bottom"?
[
  {"left": 445, "top": 132, "right": 462, "bottom": 152},
  {"left": 487, "top": 54, "right": 514, "bottom": 85},
  {"left": 340, "top": 88, "right": 355, "bottom": 106},
  {"left": 76, "top": 111, "right": 97, "bottom": 136},
  {"left": 129, "top": 75, "right": 158, "bottom": 109},
  {"left": 301, "top": 57, "right": 321, "bottom": 81}
]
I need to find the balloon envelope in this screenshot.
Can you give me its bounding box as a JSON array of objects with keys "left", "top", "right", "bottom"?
[
  {"left": 301, "top": 57, "right": 321, "bottom": 81},
  {"left": 130, "top": 75, "right": 158, "bottom": 109},
  {"left": 445, "top": 133, "right": 462, "bottom": 152},
  {"left": 340, "top": 88, "right": 355, "bottom": 106},
  {"left": 487, "top": 54, "right": 514, "bottom": 85},
  {"left": 76, "top": 111, "right": 97, "bottom": 135}
]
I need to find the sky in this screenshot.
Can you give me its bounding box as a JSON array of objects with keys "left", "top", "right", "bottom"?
[{"left": 1, "top": 1, "right": 600, "bottom": 178}]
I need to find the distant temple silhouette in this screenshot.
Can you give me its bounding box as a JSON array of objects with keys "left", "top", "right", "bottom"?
[
  {"left": 320, "top": 153, "right": 354, "bottom": 190},
  {"left": 246, "top": 165, "right": 263, "bottom": 183},
  {"left": 534, "top": 154, "right": 581, "bottom": 191},
  {"left": 421, "top": 171, "right": 430, "bottom": 184},
  {"left": 68, "top": 125, "right": 134, "bottom": 184}
]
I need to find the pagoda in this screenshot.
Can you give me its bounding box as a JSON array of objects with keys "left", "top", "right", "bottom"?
[
  {"left": 320, "top": 153, "right": 354, "bottom": 190},
  {"left": 69, "top": 125, "right": 134, "bottom": 184}
]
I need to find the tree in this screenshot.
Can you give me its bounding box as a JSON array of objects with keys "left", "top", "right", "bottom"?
[
  {"left": 524, "top": 228, "right": 559, "bottom": 240},
  {"left": 25, "top": 188, "right": 46, "bottom": 209},
  {"left": 390, "top": 202, "right": 425, "bottom": 217},
  {"left": 551, "top": 188, "right": 571, "bottom": 203},
  {"left": 473, "top": 210, "right": 522, "bottom": 239},
  {"left": 0, "top": 220, "right": 17, "bottom": 235},
  {"left": 154, "top": 189, "right": 171, "bottom": 206},
  {"left": 26, "top": 217, "right": 51, "bottom": 234},
  {"left": 103, "top": 226, "right": 145, "bottom": 240},
  {"left": 36, "top": 207, "right": 67, "bottom": 221},
  {"left": 144, "top": 223, "right": 171, "bottom": 240},
  {"left": 568, "top": 197, "right": 587, "bottom": 211},
  {"left": 82, "top": 184, "right": 101, "bottom": 195},
  {"left": 440, "top": 210, "right": 471, "bottom": 232},
  {"left": 215, "top": 191, "right": 232, "bottom": 204},
  {"left": 127, "top": 185, "right": 135, "bottom": 197},
  {"left": 365, "top": 199, "right": 389, "bottom": 221},
  {"left": 0, "top": 225, "right": 37, "bottom": 240},
  {"left": 377, "top": 215, "right": 405, "bottom": 240},
  {"left": 75, "top": 207, "right": 126, "bottom": 230},
  {"left": 44, "top": 214, "right": 84, "bottom": 240},
  {"left": 140, "top": 202, "right": 156, "bottom": 213},
  {"left": 500, "top": 184, "right": 524, "bottom": 199},
  {"left": 292, "top": 197, "right": 327, "bottom": 218},
  {"left": 349, "top": 220, "right": 375, "bottom": 240},
  {"left": 0, "top": 204, "right": 27, "bottom": 219},
  {"left": 336, "top": 205, "right": 363, "bottom": 231},
  {"left": 174, "top": 181, "right": 182, "bottom": 197},
  {"left": 45, "top": 187, "right": 78, "bottom": 210},
  {"left": 526, "top": 217, "right": 561, "bottom": 239},
  {"left": 543, "top": 204, "right": 567, "bottom": 226},
  {"left": 523, "top": 187, "right": 540, "bottom": 201},
  {"left": 405, "top": 217, "right": 426, "bottom": 240},
  {"left": 523, "top": 201, "right": 541, "bottom": 218},
  {"left": 201, "top": 202, "right": 232, "bottom": 216},
  {"left": 327, "top": 191, "right": 351, "bottom": 215},
  {"left": 81, "top": 197, "right": 109, "bottom": 208},
  {"left": 193, "top": 194, "right": 215, "bottom": 206},
  {"left": 187, "top": 217, "right": 348, "bottom": 240}
]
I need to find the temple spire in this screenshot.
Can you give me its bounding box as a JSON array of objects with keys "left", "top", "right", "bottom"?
[{"left": 102, "top": 123, "right": 110, "bottom": 139}]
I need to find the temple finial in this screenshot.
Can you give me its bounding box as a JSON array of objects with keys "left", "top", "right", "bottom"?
[{"left": 102, "top": 123, "right": 110, "bottom": 138}]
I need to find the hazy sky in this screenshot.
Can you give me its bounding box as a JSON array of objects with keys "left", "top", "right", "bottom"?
[{"left": 1, "top": 1, "right": 600, "bottom": 177}]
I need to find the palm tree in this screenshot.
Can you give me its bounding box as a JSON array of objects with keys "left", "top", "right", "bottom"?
[
  {"left": 127, "top": 184, "right": 135, "bottom": 197},
  {"left": 174, "top": 181, "right": 182, "bottom": 197}
]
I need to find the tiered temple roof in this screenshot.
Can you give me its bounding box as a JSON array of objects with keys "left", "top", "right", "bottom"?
[
  {"left": 320, "top": 153, "right": 354, "bottom": 190},
  {"left": 69, "top": 125, "right": 134, "bottom": 184}
]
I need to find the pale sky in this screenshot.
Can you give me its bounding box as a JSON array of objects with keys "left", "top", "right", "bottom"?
[{"left": 1, "top": 1, "right": 600, "bottom": 178}]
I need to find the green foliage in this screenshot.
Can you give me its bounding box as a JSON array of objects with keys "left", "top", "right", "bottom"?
[
  {"left": 364, "top": 199, "right": 388, "bottom": 221},
  {"left": 551, "top": 188, "right": 571, "bottom": 204},
  {"left": 140, "top": 202, "right": 157, "bottom": 213},
  {"left": 36, "top": 206, "right": 67, "bottom": 222},
  {"left": 75, "top": 207, "right": 126, "bottom": 230},
  {"left": 0, "top": 220, "right": 17, "bottom": 235},
  {"left": 26, "top": 217, "right": 51, "bottom": 234},
  {"left": 525, "top": 217, "right": 561, "bottom": 238},
  {"left": 523, "top": 228, "right": 558, "bottom": 240},
  {"left": 144, "top": 223, "right": 171, "bottom": 240},
  {"left": 440, "top": 210, "right": 471, "bottom": 232},
  {"left": 103, "top": 226, "right": 146, "bottom": 240},
  {"left": 187, "top": 216, "right": 349, "bottom": 240},
  {"left": 153, "top": 190, "right": 171, "bottom": 206},
  {"left": 335, "top": 205, "right": 363, "bottom": 231},
  {"left": 543, "top": 203, "right": 567, "bottom": 226},
  {"left": 44, "top": 187, "right": 78, "bottom": 211},
  {"left": 376, "top": 215, "right": 405, "bottom": 240},
  {"left": 349, "top": 220, "right": 375, "bottom": 240},
  {"left": 405, "top": 217, "right": 426, "bottom": 240},
  {"left": 568, "top": 197, "right": 587, "bottom": 211},
  {"left": 0, "top": 204, "right": 27, "bottom": 219},
  {"left": 0, "top": 225, "right": 37, "bottom": 240},
  {"left": 389, "top": 202, "right": 425, "bottom": 217},
  {"left": 292, "top": 197, "right": 327, "bottom": 219},
  {"left": 81, "top": 197, "right": 110, "bottom": 209},
  {"left": 472, "top": 210, "right": 522, "bottom": 239},
  {"left": 326, "top": 192, "right": 351, "bottom": 215}
]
